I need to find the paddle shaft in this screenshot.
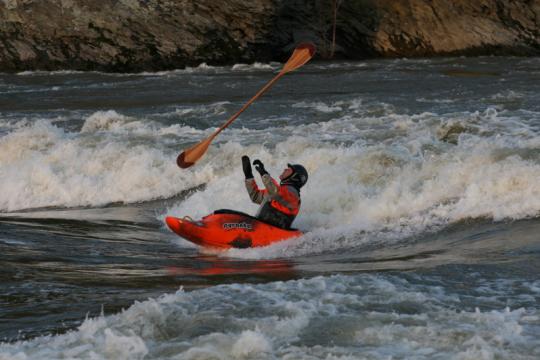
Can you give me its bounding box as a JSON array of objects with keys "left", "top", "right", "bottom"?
[
  {"left": 213, "top": 71, "right": 286, "bottom": 137},
  {"left": 177, "top": 43, "right": 315, "bottom": 168}
]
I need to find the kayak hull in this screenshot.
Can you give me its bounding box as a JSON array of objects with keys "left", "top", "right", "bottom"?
[{"left": 166, "top": 209, "right": 302, "bottom": 249}]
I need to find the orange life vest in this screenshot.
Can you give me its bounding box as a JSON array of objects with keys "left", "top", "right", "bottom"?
[{"left": 247, "top": 176, "right": 301, "bottom": 229}]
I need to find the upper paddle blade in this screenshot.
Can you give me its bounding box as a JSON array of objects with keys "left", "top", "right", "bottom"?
[{"left": 282, "top": 42, "right": 316, "bottom": 73}]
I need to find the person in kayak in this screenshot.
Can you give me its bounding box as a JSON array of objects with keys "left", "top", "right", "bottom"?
[{"left": 241, "top": 155, "right": 308, "bottom": 229}]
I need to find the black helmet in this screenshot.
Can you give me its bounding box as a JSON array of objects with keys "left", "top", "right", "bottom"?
[{"left": 282, "top": 163, "right": 308, "bottom": 189}]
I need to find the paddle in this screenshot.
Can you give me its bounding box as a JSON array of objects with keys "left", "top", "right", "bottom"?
[{"left": 177, "top": 42, "right": 316, "bottom": 168}]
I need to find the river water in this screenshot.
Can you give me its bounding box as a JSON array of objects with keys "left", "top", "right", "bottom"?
[{"left": 0, "top": 57, "right": 539, "bottom": 359}]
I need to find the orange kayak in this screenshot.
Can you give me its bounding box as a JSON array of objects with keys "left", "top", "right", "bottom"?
[{"left": 165, "top": 209, "right": 302, "bottom": 249}]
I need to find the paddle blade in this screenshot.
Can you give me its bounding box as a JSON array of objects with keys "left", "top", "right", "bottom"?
[
  {"left": 176, "top": 136, "right": 214, "bottom": 168},
  {"left": 282, "top": 42, "right": 316, "bottom": 73}
]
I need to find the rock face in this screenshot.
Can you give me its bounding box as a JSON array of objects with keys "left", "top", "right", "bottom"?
[
  {"left": 0, "top": 0, "right": 278, "bottom": 71},
  {"left": 347, "top": 0, "right": 540, "bottom": 57},
  {"left": 0, "top": 0, "right": 539, "bottom": 72}
]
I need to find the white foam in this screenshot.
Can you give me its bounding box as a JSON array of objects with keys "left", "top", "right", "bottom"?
[
  {"left": 78, "top": 110, "right": 205, "bottom": 139},
  {"left": 231, "top": 62, "right": 280, "bottom": 72},
  {"left": 489, "top": 90, "right": 525, "bottom": 101},
  {"left": 16, "top": 70, "right": 87, "bottom": 76},
  {"left": 231, "top": 329, "right": 271, "bottom": 357},
  {"left": 0, "top": 117, "right": 213, "bottom": 211},
  {"left": 293, "top": 101, "right": 343, "bottom": 113},
  {"left": 417, "top": 97, "right": 456, "bottom": 104},
  {"left": 80, "top": 110, "right": 134, "bottom": 133},
  {"left": 138, "top": 63, "right": 220, "bottom": 76},
  {"left": 12, "top": 62, "right": 281, "bottom": 78}
]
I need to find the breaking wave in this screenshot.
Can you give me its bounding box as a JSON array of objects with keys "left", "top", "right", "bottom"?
[{"left": 2, "top": 105, "right": 539, "bottom": 257}]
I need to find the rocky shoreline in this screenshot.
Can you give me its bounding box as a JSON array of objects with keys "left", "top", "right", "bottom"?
[{"left": 0, "top": 0, "right": 538, "bottom": 72}]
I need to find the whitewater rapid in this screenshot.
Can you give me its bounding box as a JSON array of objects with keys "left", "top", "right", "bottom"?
[{"left": 2, "top": 99, "right": 539, "bottom": 259}]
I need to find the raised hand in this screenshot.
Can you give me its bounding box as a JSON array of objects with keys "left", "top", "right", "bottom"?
[
  {"left": 242, "top": 155, "right": 253, "bottom": 179},
  {"left": 253, "top": 159, "right": 268, "bottom": 176}
]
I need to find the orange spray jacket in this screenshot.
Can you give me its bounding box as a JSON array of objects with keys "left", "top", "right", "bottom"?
[{"left": 245, "top": 174, "right": 301, "bottom": 229}]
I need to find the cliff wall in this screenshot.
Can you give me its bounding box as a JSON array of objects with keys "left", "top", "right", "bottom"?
[{"left": 0, "top": 0, "right": 538, "bottom": 72}]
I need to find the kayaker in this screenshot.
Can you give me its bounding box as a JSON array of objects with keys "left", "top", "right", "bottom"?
[{"left": 241, "top": 155, "right": 308, "bottom": 229}]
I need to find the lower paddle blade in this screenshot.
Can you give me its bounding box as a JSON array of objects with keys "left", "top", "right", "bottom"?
[
  {"left": 176, "top": 152, "right": 193, "bottom": 169},
  {"left": 176, "top": 136, "right": 213, "bottom": 168}
]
